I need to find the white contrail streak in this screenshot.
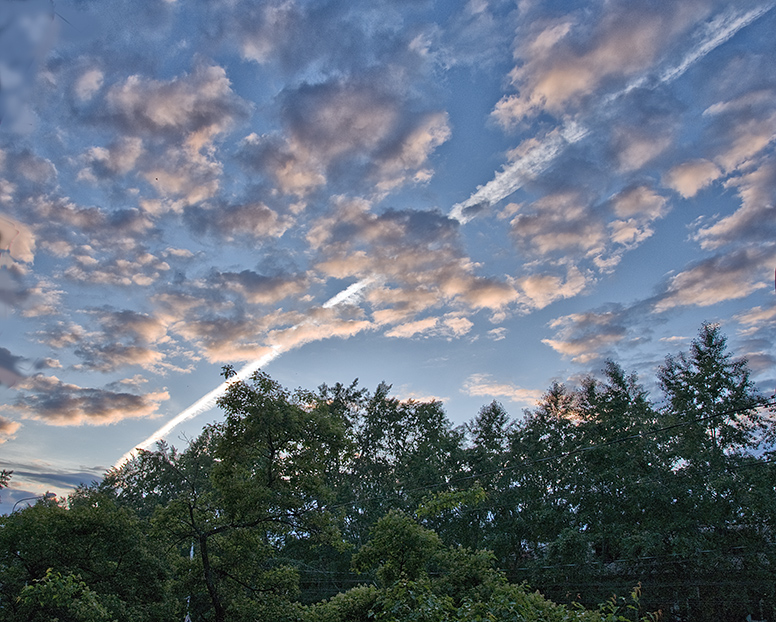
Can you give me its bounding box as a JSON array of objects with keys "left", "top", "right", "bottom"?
[
  {"left": 113, "top": 4, "right": 772, "bottom": 470},
  {"left": 660, "top": 3, "right": 774, "bottom": 84},
  {"left": 449, "top": 121, "right": 589, "bottom": 224},
  {"left": 113, "top": 282, "right": 370, "bottom": 468},
  {"left": 451, "top": 3, "right": 773, "bottom": 225}
]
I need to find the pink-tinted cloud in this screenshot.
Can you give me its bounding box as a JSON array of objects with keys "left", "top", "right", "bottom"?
[
  {"left": 654, "top": 247, "right": 776, "bottom": 312},
  {"left": 663, "top": 159, "right": 722, "bottom": 198},
  {"left": 462, "top": 373, "right": 543, "bottom": 406}
]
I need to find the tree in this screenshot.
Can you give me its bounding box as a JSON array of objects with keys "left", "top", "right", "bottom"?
[
  {"left": 101, "top": 370, "right": 349, "bottom": 622},
  {"left": 658, "top": 322, "right": 771, "bottom": 462},
  {"left": 655, "top": 323, "right": 776, "bottom": 620},
  {"left": 345, "top": 383, "right": 465, "bottom": 545},
  {"left": 0, "top": 470, "right": 10, "bottom": 499},
  {"left": 312, "top": 508, "right": 640, "bottom": 622},
  {"left": 503, "top": 382, "right": 581, "bottom": 579},
  {"left": 16, "top": 569, "right": 114, "bottom": 622},
  {"left": 0, "top": 491, "right": 174, "bottom": 622}
]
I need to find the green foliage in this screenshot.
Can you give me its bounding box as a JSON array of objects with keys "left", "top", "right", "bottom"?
[
  {"left": 3, "top": 324, "right": 771, "bottom": 622},
  {"left": 17, "top": 569, "right": 115, "bottom": 622},
  {"left": 352, "top": 510, "right": 443, "bottom": 585},
  {"left": 0, "top": 491, "right": 174, "bottom": 622},
  {"left": 303, "top": 585, "right": 380, "bottom": 622},
  {"left": 415, "top": 487, "right": 487, "bottom": 520}
]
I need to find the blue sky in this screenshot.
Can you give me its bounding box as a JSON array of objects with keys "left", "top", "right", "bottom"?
[{"left": 1, "top": 0, "right": 775, "bottom": 513}]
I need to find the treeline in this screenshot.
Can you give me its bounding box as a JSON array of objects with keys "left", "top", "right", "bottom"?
[{"left": 1, "top": 323, "right": 774, "bottom": 622}]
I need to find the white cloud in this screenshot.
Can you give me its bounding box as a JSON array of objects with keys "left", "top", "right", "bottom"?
[
  {"left": 515, "top": 267, "right": 588, "bottom": 310},
  {"left": 0, "top": 416, "right": 21, "bottom": 443},
  {"left": 663, "top": 159, "right": 722, "bottom": 198},
  {"left": 492, "top": 3, "right": 700, "bottom": 127},
  {"left": 74, "top": 68, "right": 104, "bottom": 101},
  {"left": 654, "top": 247, "right": 775, "bottom": 312},
  {"left": 693, "top": 158, "right": 776, "bottom": 249},
  {"left": 385, "top": 317, "right": 438, "bottom": 338},
  {"left": 462, "top": 373, "right": 543, "bottom": 405},
  {"left": 0, "top": 214, "right": 35, "bottom": 265}
]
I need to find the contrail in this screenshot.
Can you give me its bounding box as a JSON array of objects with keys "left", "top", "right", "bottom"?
[
  {"left": 660, "top": 3, "right": 774, "bottom": 84},
  {"left": 113, "top": 281, "right": 370, "bottom": 468},
  {"left": 114, "top": 4, "right": 771, "bottom": 469},
  {"left": 452, "top": 3, "right": 774, "bottom": 224},
  {"left": 449, "top": 120, "right": 589, "bottom": 224}
]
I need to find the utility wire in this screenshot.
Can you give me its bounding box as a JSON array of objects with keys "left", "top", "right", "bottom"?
[{"left": 325, "top": 397, "right": 776, "bottom": 513}]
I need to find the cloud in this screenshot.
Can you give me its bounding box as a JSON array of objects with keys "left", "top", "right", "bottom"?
[
  {"left": 168, "top": 308, "right": 283, "bottom": 364},
  {"left": 542, "top": 307, "right": 629, "bottom": 363},
  {"left": 704, "top": 91, "right": 776, "bottom": 173},
  {"left": 309, "top": 197, "right": 518, "bottom": 318},
  {"left": 488, "top": 327, "right": 507, "bottom": 341},
  {"left": 30, "top": 197, "right": 157, "bottom": 254},
  {"left": 72, "top": 309, "right": 169, "bottom": 373},
  {"left": 514, "top": 266, "right": 589, "bottom": 311},
  {"left": 0, "top": 347, "right": 26, "bottom": 388},
  {"left": 0, "top": 214, "right": 35, "bottom": 265},
  {"left": 79, "top": 137, "right": 144, "bottom": 180},
  {"left": 0, "top": 264, "right": 28, "bottom": 313},
  {"left": 693, "top": 157, "right": 776, "bottom": 249},
  {"left": 510, "top": 191, "right": 607, "bottom": 257},
  {"left": 34, "top": 321, "right": 87, "bottom": 350},
  {"left": 653, "top": 246, "right": 776, "bottom": 312},
  {"left": 0, "top": 416, "right": 21, "bottom": 443},
  {"left": 267, "top": 307, "right": 373, "bottom": 349},
  {"left": 3, "top": 149, "right": 57, "bottom": 193},
  {"left": 663, "top": 159, "right": 722, "bottom": 198},
  {"left": 736, "top": 304, "right": 776, "bottom": 331},
  {"left": 21, "top": 278, "right": 64, "bottom": 318},
  {"left": 185, "top": 202, "right": 293, "bottom": 241},
  {"left": 99, "top": 61, "right": 251, "bottom": 207},
  {"left": 209, "top": 270, "right": 309, "bottom": 305},
  {"left": 106, "top": 62, "right": 249, "bottom": 142},
  {"left": 62, "top": 246, "right": 171, "bottom": 287},
  {"left": 5, "top": 375, "right": 169, "bottom": 426},
  {"left": 612, "top": 127, "right": 674, "bottom": 173},
  {"left": 279, "top": 77, "right": 400, "bottom": 163},
  {"left": 239, "top": 77, "right": 450, "bottom": 196},
  {"left": 492, "top": 1, "right": 703, "bottom": 127},
  {"left": 451, "top": 121, "right": 589, "bottom": 223},
  {"left": 385, "top": 317, "right": 438, "bottom": 338},
  {"left": 462, "top": 373, "right": 543, "bottom": 406},
  {"left": 372, "top": 111, "right": 451, "bottom": 192},
  {"left": 611, "top": 185, "right": 667, "bottom": 219},
  {"left": 74, "top": 67, "right": 104, "bottom": 102},
  {"left": 384, "top": 314, "right": 473, "bottom": 339}
]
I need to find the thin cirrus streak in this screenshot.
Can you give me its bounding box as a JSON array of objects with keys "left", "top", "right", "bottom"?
[
  {"left": 113, "top": 5, "right": 772, "bottom": 469},
  {"left": 453, "top": 3, "right": 774, "bottom": 224},
  {"left": 113, "top": 280, "right": 374, "bottom": 468}
]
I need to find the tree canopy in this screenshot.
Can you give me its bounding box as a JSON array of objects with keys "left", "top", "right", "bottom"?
[{"left": 1, "top": 324, "right": 773, "bottom": 622}]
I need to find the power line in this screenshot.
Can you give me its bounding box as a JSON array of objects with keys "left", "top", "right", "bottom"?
[{"left": 324, "top": 398, "right": 776, "bottom": 513}]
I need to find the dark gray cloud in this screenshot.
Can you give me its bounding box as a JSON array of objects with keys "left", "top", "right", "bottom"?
[
  {"left": 5, "top": 375, "right": 168, "bottom": 425},
  {"left": 239, "top": 75, "right": 449, "bottom": 196},
  {"left": 0, "top": 347, "right": 26, "bottom": 388},
  {"left": 207, "top": 269, "right": 310, "bottom": 305},
  {"left": 184, "top": 201, "right": 293, "bottom": 241},
  {"left": 72, "top": 315, "right": 167, "bottom": 373}
]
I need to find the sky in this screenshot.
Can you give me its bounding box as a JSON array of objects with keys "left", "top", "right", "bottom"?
[{"left": 0, "top": 0, "right": 775, "bottom": 513}]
